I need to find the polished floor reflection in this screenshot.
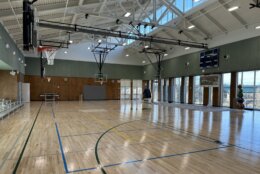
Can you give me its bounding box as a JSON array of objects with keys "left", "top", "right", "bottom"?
[{"left": 0, "top": 101, "right": 260, "bottom": 174}]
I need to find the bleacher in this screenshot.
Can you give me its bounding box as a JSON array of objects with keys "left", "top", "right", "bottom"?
[{"left": 0, "top": 99, "right": 23, "bottom": 119}]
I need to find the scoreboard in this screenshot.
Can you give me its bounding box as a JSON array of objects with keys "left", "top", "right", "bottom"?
[{"left": 200, "top": 48, "right": 219, "bottom": 69}]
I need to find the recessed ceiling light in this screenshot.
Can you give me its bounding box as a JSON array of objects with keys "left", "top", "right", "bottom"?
[
  {"left": 123, "top": 43, "right": 127, "bottom": 46},
  {"left": 142, "top": 60, "right": 146, "bottom": 64},
  {"left": 98, "top": 39, "right": 102, "bottom": 43},
  {"left": 6, "top": 43, "right": 10, "bottom": 49},
  {"left": 188, "top": 25, "right": 195, "bottom": 29},
  {"left": 69, "top": 40, "right": 73, "bottom": 44},
  {"left": 126, "top": 54, "right": 129, "bottom": 57},
  {"left": 228, "top": 6, "right": 239, "bottom": 12},
  {"left": 64, "top": 51, "right": 68, "bottom": 54},
  {"left": 124, "top": 12, "right": 131, "bottom": 17},
  {"left": 185, "top": 47, "right": 190, "bottom": 50},
  {"left": 88, "top": 47, "right": 90, "bottom": 49},
  {"left": 13, "top": 51, "right": 16, "bottom": 55},
  {"left": 164, "top": 53, "right": 168, "bottom": 56},
  {"left": 255, "top": 26, "right": 260, "bottom": 30},
  {"left": 145, "top": 45, "right": 149, "bottom": 48}
]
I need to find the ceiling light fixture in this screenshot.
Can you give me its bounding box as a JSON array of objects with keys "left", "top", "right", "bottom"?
[
  {"left": 188, "top": 25, "right": 195, "bottom": 29},
  {"left": 98, "top": 39, "right": 102, "bottom": 43},
  {"left": 145, "top": 45, "right": 149, "bottom": 48},
  {"left": 69, "top": 40, "right": 73, "bottom": 44},
  {"left": 123, "top": 43, "right": 127, "bottom": 46},
  {"left": 13, "top": 51, "right": 16, "bottom": 55},
  {"left": 64, "top": 51, "right": 68, "bottom": 54},
  {"left": 255, "top": 26, "right": 260, "bottom": 29},
  {"left": 126, "top": 54, "right": 129, "bottom": 57},
  {"left": 142, "top": 60, "right": 146, "bottom": 64},
  {"left": 228, "top": 6, "right": 239, "bottom": 12},
  {"left": 124, "top": 12, "right": 131, "bottom": 17},
  {"left": 88, "top": 47, "right": 91, "bottom": 49},
  {"left": 194, "top": 0, "right": 200, "bottom": 2},
  {"left": 164, "top": 53, "right": 168, "bottom": 56},
  {"left": 185, "top": 47, "right": 190, "bottom": 50}
]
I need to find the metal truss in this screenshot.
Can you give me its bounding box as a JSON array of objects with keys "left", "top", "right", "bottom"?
[{"left": 37, "top": 20, "right": 208, "bottom": 49}]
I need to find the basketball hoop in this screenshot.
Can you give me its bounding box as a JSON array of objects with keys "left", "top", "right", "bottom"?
[
  {"left": 95, "top": 73, "right": 107, "bottom": 85},
  {"left": 38, "top": 46, "right": 58, "bottom": 65}
]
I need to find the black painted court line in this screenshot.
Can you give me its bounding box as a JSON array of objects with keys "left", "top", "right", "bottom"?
[
  {"left": 95, "top": 120, "right": 143, "bottom": 174},
  {"left": 12, "top": 102, "right": 43, "bottom": 174},
  {"left": 70, "top": 144, "right": 234, "bottom": 173},
  {"left": 150, "top": 120, "right": 260, "bottom": 153}
]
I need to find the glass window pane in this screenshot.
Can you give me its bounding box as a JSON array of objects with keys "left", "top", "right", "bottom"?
[
  {"left": 255, "top": 71, "right": 260, "bottom": 109},
  {"left": 242, "top": 71, "right": 255, "bottom": 109},
  {"left": 193, "top": 76, "right": 203, "bottom": 105},
  {"left": 222, "top": 73, "right": 231, "bottom": 107},
  {"left": 184, "top": 77, "right": 189, "bottom": 103},
  {"left": 174, "top": 78, "right": 181, "bottom": 103}
]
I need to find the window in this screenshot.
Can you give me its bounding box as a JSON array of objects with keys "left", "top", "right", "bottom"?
[
  {"left": 153, "top": 80, "right": 158, "bottom": 102},
  {"left": 132, "top": 80, "right": 142, "bottom": 100},
  {"left": 237, "top": 71, "right": 257, "bottom": 109},
  {"left": 164, "top": 79, "right": 169, "bottom": 102},
  {"left": 222, "top": 73, "right": 231, "bottom": 107},
  {"left": 126, "top": 0, "right": 204, "bottom": 44},
  {"left": 255, "top": 71, "right": 260, "bottom": 109},
  {"left": 120, "top": 79, "right": 131, "bottom": 100},
  {"left": 193, "top": 76, "right": 203, "bottom": 105},
  {"left": 184, "top": 77, "right": 189, "bottom": 103},
  {"left": 174, "top": 78, "right": 182, "bottom": 103}
]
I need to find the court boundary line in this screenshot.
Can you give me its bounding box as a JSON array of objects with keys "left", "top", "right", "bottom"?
[
  {"left": 52, "top": 107, "right": 259, "bottom": 173},
  {"left": 68, "top": 145, "right": 234, "bottom": 173},
  {"left": 150, "top": 120, "right": 260, "bottom": 154},
  {"left": 51, "top": 105, "right": 69, "bottom": 174},
  {"left": 12, "top": 102, "right": 43, "bottom": 174}
]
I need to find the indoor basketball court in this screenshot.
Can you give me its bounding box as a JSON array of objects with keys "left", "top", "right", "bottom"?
[{"left": 0, "top": 0, "right": 260, "bottom": 174}]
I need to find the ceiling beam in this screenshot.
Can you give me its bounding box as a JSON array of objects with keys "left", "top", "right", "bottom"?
[
  {"left": 200, "top": 9, "right": 228, "bottom": 34},
  {"left": 218, "top": 0, "right": 248, "bottom": 28},
  {"left": 159, "top": 0, "right": 212, "bottom": 39}
]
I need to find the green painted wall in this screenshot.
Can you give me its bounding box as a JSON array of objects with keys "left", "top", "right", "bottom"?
[
  {"left": 143, "top": 36, "right": 260, "bottom": 79},
  {"left": 25, "top": 36, "right": 260, "bottom": 80},
  {"left": 0, "top": 23, "right": 25, "bottom": 73},
  {"left": 25, "top": 57, "right": 144, "bottom": 79}
]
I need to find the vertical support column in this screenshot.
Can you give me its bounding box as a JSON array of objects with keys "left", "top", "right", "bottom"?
[
  {"left": 130, "top": 80, "right": 133, "bottom": 100},
  {"left": 158, "top": 79, "right": 162, "bottom": 102},
  {"left": 230, "top": 72, "right": 237, "bottom": 108},
  {"left": 151, "top": 80, "right": 154, "bottom": 102},
  {"left": 168, "top": 78, "right": 173, "bottom": 103},
  {"left": 188, "top": 76, "right": 194, "bottom": 104},
  {"left": 203, "top": 87, "right": 209, "bottom": 106},
  {"left": 163, "top": 79, "right": 167, "bottom": 102},
  {"left": 180, "top": 77, "right": 185, "bottom": 103}
]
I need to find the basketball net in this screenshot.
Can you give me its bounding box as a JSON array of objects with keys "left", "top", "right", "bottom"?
[{"left": 38, "top": 47, "right": 58, "bottom": 65}]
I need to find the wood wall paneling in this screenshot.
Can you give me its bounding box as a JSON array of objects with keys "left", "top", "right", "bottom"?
[
  {"left": 213, "top": 87, "right": 220, "bottom": 107},
  {"left": 24, "top": 75, "right": 120, "bottom": 101},
  {"left": 203, "top": 87, "right": 209, "bottom": 106},
  {"left": 0, "top": 70, "right": 18, "bottom": 100}
]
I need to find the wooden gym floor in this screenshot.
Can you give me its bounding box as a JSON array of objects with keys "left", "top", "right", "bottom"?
[{"left": 0, "top": 101, "right": 260, "bottom": 174}]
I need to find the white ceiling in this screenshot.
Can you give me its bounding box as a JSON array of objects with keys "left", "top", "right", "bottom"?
[{"left": 0, "top": 0, "right": 260, "bottom": 65}]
